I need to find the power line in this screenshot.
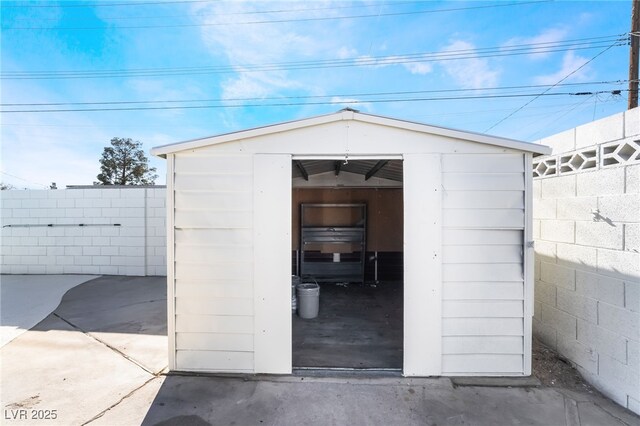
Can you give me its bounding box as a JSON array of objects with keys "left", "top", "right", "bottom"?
[
  {"left": 1, "top": 80, "right": 629, "bottom": 107},
  {"left": 525, "top": 94, "right": 598, "bottom": 140},
  {"left": 1, "top": 35, "right": 627, "bottom": 80},
  {"left": 484, "top": 43, "right": 620, "bottom": 132},
  {"left": 4, "top": 44, "right": 620, "bottom": 79},
  {"left": 2, "top": 0, "right": 216, "bottom": 8},
  {"left": 10, "top": 1, "right": 424, "bottom": 21},
  {"left": 1, "top": 90, "right": 628, "bottom": 114},
  {"left": 1, "top": 98, "right": 623, "bottom": 128},
  {"left": 0, "top": 170, "right": 49, "bottom": 189},
  {"left": 3, "top": 1, "right": 551, "bottom": 30},
  {"left": 15, "top": 104, "right": 618, "bottom": 142},
  {"left": 0, "top": 103, "right": 576, "bottom": 127},
  {"left": 385, "top": 96, "right": 622, "bottom": 120},
  {"left": 4, "top": 35, "right": 623, "bottom": 74}
]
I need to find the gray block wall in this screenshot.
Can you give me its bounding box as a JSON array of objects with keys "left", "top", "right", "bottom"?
[
  {"left": 0, "top": 187, "right": 166, "bottom": 276},
  {"left": 533, "top": 108, "right": 640, "bottom": 414}
]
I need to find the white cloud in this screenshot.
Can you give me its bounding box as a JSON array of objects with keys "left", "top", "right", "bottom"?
[
  {"left": 439, "top": 40, "right": 500, "bottom": 89},
  {"left": 376, "top": 55, "right": 403, "bottom": 66},
  {"left": 503, "top": 27, "right": 568, "bottom": 60},
  {"left": 330, "top": 97, "right": 371, "bottom": 110},
  {"left": 190, "top": 1, "right": 440, "bottom": 110},
  {"left": 127, "top": 79, "right": 202, "bottom": 100},
  {"left": 577, "top": 12, "right": 594, "bottom": 25},
  {"left": 1, "top": 117, "right": 172, "bottom": 189},
  {"left": 353, "top": 54, "right": 432, "bottom": 75},
  {"left": 126, "top": 79, "right": 204, "bottom": 119},
  {"left": 193, "top": 2, "right": 321, "bottom": 100},
  {"left": 1, "top": 119, "right": 109, "bottom": 189},
  {"left": 354, "top": 54, "right": 374, "bottom": 66},
  {"left": 337, "top": 46, "right": 358, "bottom": 59},
  {"left": 221, "top": 70, "right": 300, "bottom": 100},
  {"left": 0, "top": 82, "right": 173, "bottom": 189},
  {"left": 403, "top": 62, "right": 432, "bottom": 75},
  {"left": 533, "top": 51, "right": 591, "bottom": 85}
]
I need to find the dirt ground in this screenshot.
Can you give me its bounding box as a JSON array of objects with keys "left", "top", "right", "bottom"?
[{"left": 532, "top": 337, "right": 595, "bottom": 394}]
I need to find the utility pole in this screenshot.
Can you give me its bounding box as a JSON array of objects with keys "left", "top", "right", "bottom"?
[{"left": 629, "top": 0, "right": 639, "bottom": 109}]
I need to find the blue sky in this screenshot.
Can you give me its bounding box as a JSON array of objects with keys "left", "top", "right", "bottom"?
[{"left": 0, "top": 0, "right": 632, "bottom": 188}]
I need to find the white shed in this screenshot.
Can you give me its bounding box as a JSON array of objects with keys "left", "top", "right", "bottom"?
[{"left": 151, "top": 109, "right": 550, "bottom": 377}]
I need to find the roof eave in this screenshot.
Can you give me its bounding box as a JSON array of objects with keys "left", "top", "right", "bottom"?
[
  {"left": 150, "top": 110, "right": 350, "bottom": 158},
  {"left": 352, "top": 112, "right": 551, "bottom": 155},
  {"left": 150, "top": 110, "right": 551, "bottom": 157}
]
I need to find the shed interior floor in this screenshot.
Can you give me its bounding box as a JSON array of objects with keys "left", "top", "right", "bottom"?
[{"left": 292, "top": 281, "right": 403, "bottom": 369}]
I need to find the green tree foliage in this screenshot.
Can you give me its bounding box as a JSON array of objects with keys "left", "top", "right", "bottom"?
[{"left": 96, "top": 138, "right": 157, "bottom": 185}]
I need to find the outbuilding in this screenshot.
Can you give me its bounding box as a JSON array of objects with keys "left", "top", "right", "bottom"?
[{"left": 151, "top": 109, "right": 550, "bottom": 377}]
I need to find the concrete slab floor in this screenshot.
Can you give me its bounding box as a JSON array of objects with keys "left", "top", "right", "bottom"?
[
  {"left": 1, "top": 275, "right": 639, "bottom": 426},
  {"left": 52, "top": 275, "right": 168, "bottom": 374},
  {"left": 293, "top": 281, "right": 402, "bottom": 369},
  {"left": 1, "top": 275, "right": 167, "bottom": 425},
  {"left": 1, "top": 314, "right": 155, "bottom": 425},
  {"left": 135, "top": 374, "right": 637, "bottom": 426},
  {"left": 0, "top": 274, "right": 98, "bottom": 347}
]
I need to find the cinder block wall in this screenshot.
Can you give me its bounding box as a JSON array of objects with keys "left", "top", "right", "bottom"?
[
  {"left": 533, "top": 108, "right": 639, "bottom": 414},
  {"left": 0, "top": 187, "right": 166, "bottom": 276}
]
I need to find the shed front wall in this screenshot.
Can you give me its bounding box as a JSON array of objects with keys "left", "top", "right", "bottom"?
[
  {"left": 441, "top": 152, "right": 529, "bottom": 375},
  {"left": 172, "top": 153, "right": 256, "bottom": 372},
  {"left": 189, "top": 120, "right": 523, "bottom": 156},
  {"left": 168, "top": 120, "right": 530, "bottom": 376}
]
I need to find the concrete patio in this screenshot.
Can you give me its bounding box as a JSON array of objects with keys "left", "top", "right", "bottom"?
[
  {"left": 0, "top": 275, "right": 98, "bottom": 347},
  {"left": 1, "top": 275, "right": 638, "bottom": 425}
]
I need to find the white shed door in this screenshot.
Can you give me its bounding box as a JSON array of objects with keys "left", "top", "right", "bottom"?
[
  {"left": 403, "top": 154, "right": 442, "bottom": 376},
  {"left": 253, "top": 154, "right": 292, "bottom": 374}
]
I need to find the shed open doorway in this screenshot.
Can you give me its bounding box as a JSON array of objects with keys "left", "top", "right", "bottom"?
[{"left": 290, "top": 159, "right": 404, "bottom": 370}]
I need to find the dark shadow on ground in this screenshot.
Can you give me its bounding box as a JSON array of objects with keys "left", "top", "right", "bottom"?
[
  {"left": 33, "top": 275, "right": 167, "bottom": 336},
  {"left": 139, "top": 371, "right": 584, "bottom": 426}
]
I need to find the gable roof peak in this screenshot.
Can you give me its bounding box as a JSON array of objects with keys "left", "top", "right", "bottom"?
[{"left": 151, "top": 110, "right": 551, "bottom": 157}]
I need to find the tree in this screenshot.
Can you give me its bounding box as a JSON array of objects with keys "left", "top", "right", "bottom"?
[
  {"left": 0, "top": 182, "right": 15, "bottom": 190},
  {"left": 96, "top": 137, "right": 157, "bottom": 185}
]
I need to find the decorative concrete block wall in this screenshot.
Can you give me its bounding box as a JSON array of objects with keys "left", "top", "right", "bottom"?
[
  {"left": 0, "top": 187, "right": 166, "bottom": 276},
  {"left": 533, "top": 108, "right": 640, "bottom": 414}
]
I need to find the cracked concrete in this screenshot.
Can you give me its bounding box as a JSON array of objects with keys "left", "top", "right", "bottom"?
[
  {"left": 1, "top": 312, "right": 155, "bottom": 425},
  {"left": 1, "top": 276, "right": 167, "bottom": 425},
  {"left": 1, "top": 275, "right": 639, "bottom": 425}
]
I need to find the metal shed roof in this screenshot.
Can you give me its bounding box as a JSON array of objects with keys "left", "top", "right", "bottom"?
[
  {"left": 292, "top": 159, "right": 403, "bottom": 182},
  {"left": 151, "top": 109, "right": 551, "bottom": 158}
]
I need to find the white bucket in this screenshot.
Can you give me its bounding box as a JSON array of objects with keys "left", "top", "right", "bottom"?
[{"left": 297, "top": 283, "right": 320, "bottom": 319}]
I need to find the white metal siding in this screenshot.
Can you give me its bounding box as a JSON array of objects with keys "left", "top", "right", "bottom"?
[
  {"left": 193, "top": 120, "right": 525, "bottom": 156},
  {"left": 172, "top": 152, "right": 255, "bottom": 373},
  {"left": 253, "top": 154, "right": 292, "bottom": 374},
  {"left": 403, "top": 154, "right": 442, "bottom": 376},
  {"left": 165, "top": 119, "right": 533, "bottom": 377},
  {"left": 441, "top": 153, "right": 526, "bottom": 375}
]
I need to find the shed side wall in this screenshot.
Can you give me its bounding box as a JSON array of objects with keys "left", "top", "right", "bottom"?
[
  {"left": 173, "top": 151, "right": 255, "bottom": 373},
  {"left": 441, "top": 153, "right": 527, "bottom": 375}
]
